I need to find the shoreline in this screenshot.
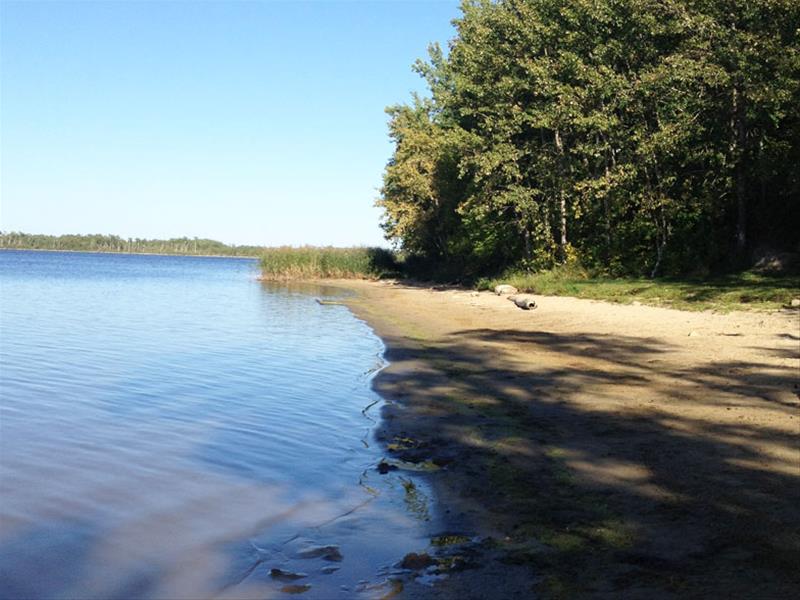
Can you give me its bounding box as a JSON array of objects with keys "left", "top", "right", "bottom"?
[
  {"left": 337, "top": 279, "right": 800, "bottom": 598},
  {"left": 0, "top": 247, "right": 258, "bottom": 260}
]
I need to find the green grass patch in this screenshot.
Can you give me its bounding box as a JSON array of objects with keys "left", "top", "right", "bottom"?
[
  {"left": 478, "top": 267, "right": 800, "bottom": 312},
  {"left": 259, "top": 246, "right": 398, "bottom": 279}
]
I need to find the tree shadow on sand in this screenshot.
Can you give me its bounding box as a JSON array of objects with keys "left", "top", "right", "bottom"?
[{"left": 374, "top": 325, "right": 800, "bottom": 598}]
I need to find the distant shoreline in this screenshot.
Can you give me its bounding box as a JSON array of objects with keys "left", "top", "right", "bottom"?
[{"left": 0, "top": 247, "right": 259, "bottom": 260}]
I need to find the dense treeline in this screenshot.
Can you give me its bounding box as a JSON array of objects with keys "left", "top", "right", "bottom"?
[
  {"left": 378, "top": 0, "right": 800, "bottom": 278},
  {"left": 0, "top": 232, "right": 264, "bottom": 257}
]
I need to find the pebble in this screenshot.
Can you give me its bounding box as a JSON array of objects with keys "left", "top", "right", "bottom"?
[
  {"left": 377, "top": 459, "right": 398, "bottom": 474},
  {"left": 297, "top": 545, "right": 343, "bottom": 562},
  {"left": 269, "top": 569, "right": 307, "bottom": 581},
  {"left": 280, "top": 584, "right": 312, "bottom": 594}
]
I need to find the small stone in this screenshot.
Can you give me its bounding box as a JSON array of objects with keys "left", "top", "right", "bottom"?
[
  {"left": 280, "top": 584, "right": 312, "bottom": 594},
  {"left": 791, "top": 298, "right": 800, "bottom": 307},
  {"left": 377, "top": 460, "right": 398, "bottom": 474},
  {"left": 400, "top": 552, "right": 436, "bottom": 570},
  {"left": 688, "top": 331, "right": 700, "bottom": 337},
  {"left": 494, "top": 284, "right": 518, "bottom": 296},
  {"left": 269, "top": 568, "right": 307, "bottom": 581},
  {"left": 297, "top": 545, "right": 343, "bottom": 562}
]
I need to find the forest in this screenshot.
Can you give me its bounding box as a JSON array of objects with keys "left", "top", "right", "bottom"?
[
  {"left": 378, "top": 0, "right": 800, "bottom": 279},
  {"left": 0, "top": 232, "right": 263, "bottom": 257}
]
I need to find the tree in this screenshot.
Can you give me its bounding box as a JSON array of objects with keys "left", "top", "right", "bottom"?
[{"left": 378, "top": 0, "right": 800, "bottom": 278}]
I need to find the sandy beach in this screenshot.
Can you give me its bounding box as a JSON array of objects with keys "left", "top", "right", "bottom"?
[{"left": 341, "top": 280, "right": 800, "bottom": 598}]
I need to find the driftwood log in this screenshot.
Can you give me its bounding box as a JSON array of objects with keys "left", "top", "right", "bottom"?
[
  {"left": 494, "top": 284, "right": 519, "bottom": 296},
  {"left": 508, "top": 294, "right": 537, "bottom": 310}
]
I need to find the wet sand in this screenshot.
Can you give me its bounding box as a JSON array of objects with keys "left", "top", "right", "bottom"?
[{"left": 338, "top": 280, "right": 800, "bottom": 598}]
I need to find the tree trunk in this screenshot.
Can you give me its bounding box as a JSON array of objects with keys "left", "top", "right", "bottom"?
[
  {"left": 650, "top": 210, "right": 668, "bottom": 279},
  {"left": 554, "top": 128, "right": 567, "bottom": 263},
  {"left": 732, "top": 84, "right": 747, "bottom": 257},
  {"left": 735, "top": 167, "right": 746, "bottom": 254},
  {"left": 603, "top": 163, "right": 612, "bottom": 262},
  {"left": 523, "top": 218, "right": 533, "bottom": 262},
  {"left": 559, "top": 193, "right": 567, "bottom": 262}
]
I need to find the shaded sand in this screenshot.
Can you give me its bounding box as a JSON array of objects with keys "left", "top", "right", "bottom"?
[{"left": 339, "top": 280, "right": 799, "bottom": 598}]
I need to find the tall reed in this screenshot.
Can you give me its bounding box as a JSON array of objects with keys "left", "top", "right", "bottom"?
[{"left": 258, "top": 246, "right": 397, "bottom": 279}]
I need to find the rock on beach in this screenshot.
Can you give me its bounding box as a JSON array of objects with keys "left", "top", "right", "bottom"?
[{"left": 494, "top": 284, "right": 518, "bottom": 296}]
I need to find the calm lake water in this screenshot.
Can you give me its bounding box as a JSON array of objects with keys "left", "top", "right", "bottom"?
[{"left": 0, "top": 250, "right": 436, "bottom": 599}]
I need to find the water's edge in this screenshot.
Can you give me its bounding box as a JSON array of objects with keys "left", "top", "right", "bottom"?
[{"left": 0, "top": 253, "right": 441, "bottom": 599}]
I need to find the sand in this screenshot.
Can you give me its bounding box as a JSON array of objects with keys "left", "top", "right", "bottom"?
[{"left": 339, "top": 280, "right": 800, "bottom": 598}]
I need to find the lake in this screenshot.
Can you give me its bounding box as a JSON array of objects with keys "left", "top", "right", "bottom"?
[{"left": 0, "top": 250, "right": 436, "bottom": 599}]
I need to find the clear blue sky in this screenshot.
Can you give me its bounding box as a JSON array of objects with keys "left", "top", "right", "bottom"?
[{"left": 1, "top": 0, "right": 459, "bottom": 246}]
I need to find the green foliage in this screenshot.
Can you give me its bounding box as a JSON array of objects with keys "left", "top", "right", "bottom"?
[
  {"left": 379, "top": 0, "right": 800, "bottom": 278},
  {"left": 0, "top": 231, "right": 263, "bottom": 257},
  {"left": 258, "top": 247, "right": 398, "bottom": 279}
]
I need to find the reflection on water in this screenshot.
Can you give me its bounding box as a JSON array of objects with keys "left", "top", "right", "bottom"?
[{"left": 0, "top": 251, "right": 436, "bottom": 599}]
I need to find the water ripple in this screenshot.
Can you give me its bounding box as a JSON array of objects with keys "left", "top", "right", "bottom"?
[{"left": 0, "top": 251, "right": 434, "bottom": 599}]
